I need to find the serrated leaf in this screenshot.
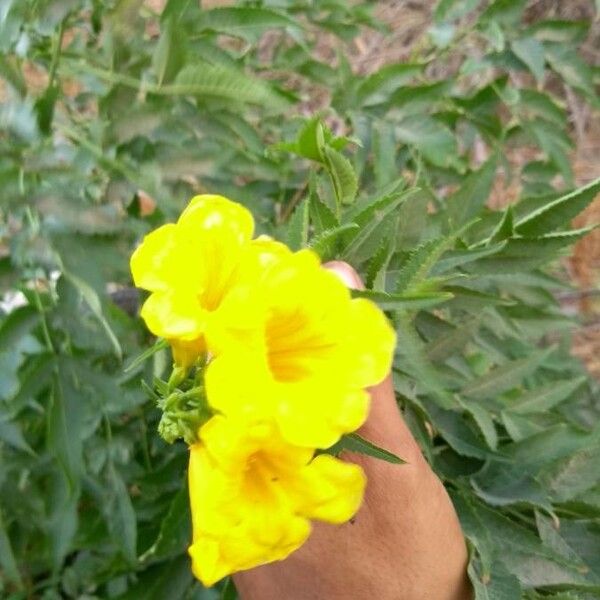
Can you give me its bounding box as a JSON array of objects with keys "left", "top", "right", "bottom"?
[
  {"left": 511, "top": 38, "right": 546, "bottom": 84},
  {"left": 197, "top": 6, "right": 301, "bottom": 42},
  {"left": 352, "top": 289, "right": 453, "bottom": 311},
  {"left": 170, "top": 63, "right": 288, "bottom": 108},
  {"left": 461, "top": 348, "right": 552, "bottom": 400},
  {"left": 365, "top": 233, "right": 395, "bottom": 291},
  {"left": 286, "top": 198, "right": 309, "bottom": 251},
  {"left": 424, "top": 401, "right": 490, "bottom": 458},
  {"left": 329, "top": 432, "right": 405, "bottom": 464},
  {"left": 526, "top": 119, "right": 573, "bottom": 185},
  {"left": 397, "top": 316, "right": 456, "bottom": 409},
  {"left": 309, "top": 184, "right": 338, "bottom": 234},
  {"left": 342, "top": 188, "right": 416, "bottom": 262},
  {"left": 152, "top": 16, "right": 186, "bottom": 86},
  {"left": 459, "top": 399, "right": 498, "bottom": 450},
  {"left": 515, "top": 177, "right": 600, "bottom": 236},
  {"left": 432, "top": 242, "right": 507, "bottom": 274},
  {"left": 544, "top": 44, "right": 598, "bottom": 102},
  {"left": 62, "top": 272, "right": 122, "bottom": 360},
  {"left": 468, "top": 556, "right": 522, "bottom": 600},
  {"left": 489, "top": 206, "right": 514, "bottom": 243},
  {"left": 395, "top": 115, "right": 460, "bottom": 169},
  {"left": 309, "top": 223, "right": 358, "bottom": 259},
  {"left": 447, "top": 156, "right": 497, "bottom": 227},
  {"left": 426, "top": 316, "right": 481, "bottom": 361},
  {"left": 322, "top": 145, "right": 358, "bottom": 208},
  {"left": 395, "top": 223, "right": 474, "bottom": 294},
  {"left": 356, "top": 63, "right": 423, "bottom": 106},
  {"left": 507, "top": 378, "right": 586, "bottom": 415}
]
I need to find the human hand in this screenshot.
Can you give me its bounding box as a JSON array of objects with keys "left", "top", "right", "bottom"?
[{"left": 233, "top": 262, "right": 472, "bottom": 600}]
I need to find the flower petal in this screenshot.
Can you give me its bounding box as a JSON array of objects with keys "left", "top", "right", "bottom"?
[
  {"left": 141, "top": 291, "right": 206, "bottom": 340},
  {"left": 294, "top": 454, "right": 366, "bottom": 524},
  {"left": 130, "top": 224, "right": 186, "bottom": 292}
]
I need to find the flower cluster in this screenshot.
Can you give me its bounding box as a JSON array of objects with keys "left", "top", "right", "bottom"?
[{"left": 131, "top": 195, "right": 396, "bottom": 585}]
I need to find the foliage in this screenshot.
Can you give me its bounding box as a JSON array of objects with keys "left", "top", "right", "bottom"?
[{"left": 0, "top": 0, "right": 599, "bottom": 598}]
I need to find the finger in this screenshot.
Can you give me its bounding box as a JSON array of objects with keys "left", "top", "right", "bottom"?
[{"left": 323, "top": 261, "right": 423, "bottom": 464}]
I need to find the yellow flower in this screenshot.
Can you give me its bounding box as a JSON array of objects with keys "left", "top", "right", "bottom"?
[
  {"left": 187, "top": 415, "right": 365, "bottom": 586},
  {"left": 205, "top": 250, "right": 396, "bottom": 448},
  {"left": 130, "top": 195, "right": 286, "bottom": 365}
]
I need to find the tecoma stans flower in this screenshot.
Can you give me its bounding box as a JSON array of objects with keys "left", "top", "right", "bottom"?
[
  {"left": 205, "top": 250, "right": 396, "bottom": 448},
  {"left": 187, "top": 415, "right": 366, "bottom": 586},
  {"left": 130, "top": 195, "right": 287, "bottom": 366}
]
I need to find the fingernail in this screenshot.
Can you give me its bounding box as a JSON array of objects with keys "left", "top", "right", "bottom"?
[{"left": 323, "top": 261, "right": 364, "bottom": 290}]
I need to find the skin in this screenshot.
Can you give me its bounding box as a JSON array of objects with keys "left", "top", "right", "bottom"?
[{"left": 234, "top": 261, "right": 472, "bottom": 600}]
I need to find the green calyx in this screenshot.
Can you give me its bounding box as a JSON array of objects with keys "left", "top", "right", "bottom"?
[{"left": 157, "top": 367, "right": 214, "bottom": 445}]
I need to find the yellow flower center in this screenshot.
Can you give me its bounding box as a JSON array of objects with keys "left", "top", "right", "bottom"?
[{"left": 265, "top": 308, "right": 335, "bottom": 383}]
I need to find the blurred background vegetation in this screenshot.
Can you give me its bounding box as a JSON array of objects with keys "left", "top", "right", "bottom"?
[{"left": 1, "top": 0, "right": 599, "bottom": 598}]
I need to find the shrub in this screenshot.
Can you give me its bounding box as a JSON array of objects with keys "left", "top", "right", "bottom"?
[{"left": 0, "top": 1, "right": 599, "bottom": 598}]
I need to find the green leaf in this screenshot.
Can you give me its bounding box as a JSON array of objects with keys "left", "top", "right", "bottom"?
[
  {"left": 507, "top": 378, "right": 586, "bottom": 415},
  {"left": 144, "top": 485, "right": 190, "bottom": 561},
  {"left": 434, "top": 0, "right": 480, "bottom": 23},
  {"left": 310, "top": 223, "right": 359, "bottom": 259},
  {"left": 365, "top": 233, "right": 396, "bottom": 291},
  {"left": 309, "top": 185, "right": 338, "bottom": 234},
  {"left": 49, "top": 368, "right": 83, "bottom": 491},
  {"left": 62, "top": 272, "right": 123, "bottom": 360},
  {"left": 526, "top": 119, "right": 574, "bottom": 185},
  {"left": 459, "top": 399, "right": 498, "bottom": 450},
  {"left": 397, "top": 316, "right": 456, "bottom": 409},
  {"left": 426, "top": 317, "right": 481, "bottom": 361},
  {"left": 395, "top": 224, "right": 473, "bottom": 294},
  {"left": 527, "top": 20, "right": 590, "bottom": 44},
  {"left": 425, "top": 402, "right": 490, "bottom": 458},
  {"left": 152, "top": 16, "right": 186, "bottom": 85},
  {"left": 395, "top": 115, "right": 460, "bottom": 169},
  {"left": 0, "top": 511, "right": 22, "bottom": 588},
  {"left": 489, "top": 206, "right": 514, "bottom": 243},
  {"left": 0, "top": 305, "right": 39, "bottom": 349},
  {"left": 544, "top": 44, "right": 598, "bottom": 102},
  {"left": 329, "top": 432, "right": 405, "bottom": 464},
  {"left": 0, "top": 419, "right": 35, "bottom": 455},
  {"left": 322, "top": 145, "right": 358, "bottom": 208},
  {"left": 511, "top": 38, "right": 546, "bottom": 84},
  {"left": 342, "top": 188, "right": 417, "bottom": 262},
  {"left": 468, "top": 556, "right": 522, "bottom": 600},
  {"left": 196, "top": 7, "right": 301, "bottom": 42},
  {"left": 221, "top": 577, "right": 238, "bottom": 600},
  {"left": 352, "top": 289, "right": 453, "bottom": 311},
  {"left": 355, "top": 63, "right": 423, "bottom": 106},
  {"left": 171, "top": 63, "right": 289, "bottom": 108},
  {"left": 432, "top": 243, "right": 507, "bottom": 274},
  {"left": 286, "top": 198, "right": 309, "bottom": 251},
  {"left": 107, "top": 468, "right": 138, "bottom": 566},
  {"left": 515, "top": 177, "right": 600, "bottom": 236},
  {"left": 124, "top": 339, "right": 169, "bottom": 374},
  {"left": 479, "top": 0, "right": 527, "bottom": 26},
  {"left": 447, "top": 156, "right": 497, "bottom": 226},
  {"left": 114, "top": 556, "right": 193, "bottom": 600},
  {"left": 461, "top": 348, "right": 553, "bottom": 400}
]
